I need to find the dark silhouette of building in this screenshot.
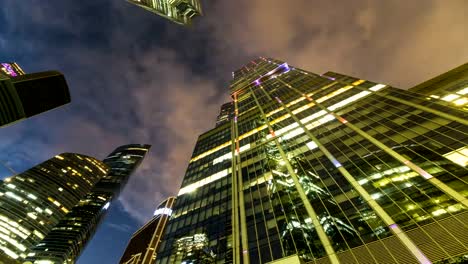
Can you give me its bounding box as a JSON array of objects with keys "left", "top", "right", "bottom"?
[
  {"left": 0, "top": 69, "right": 71, "bottom": 128},
  {"left": 120, "top": 197, "right": 176, "bottom": 264}
]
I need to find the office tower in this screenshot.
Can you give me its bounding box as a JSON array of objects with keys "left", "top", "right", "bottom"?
[
  {"left": 156, "top": 58, "right": 468, "bottom": 264},
  {"left": 0, "top": 70, "right": 71, "bottom": 128},
  {"left": 0, "top": 62, "right": 25, "bottom": 77},
  {"left": 216, "top": 102, "right": 234, "bottom": 127},
  {"left": 0, "top": 153, "right": 108, "bottom": 263},
  {"left": 410, "top": 63, "right": 468, "bottom": 110},
  {"left": 120, "top": 197, "right": 176, "bottom": 264},
  {"left": 28, "top": 144, "right": 151, "bottom": 264},
  {"left": 127, "top": 0, "right": 202, "bottom": 26}
]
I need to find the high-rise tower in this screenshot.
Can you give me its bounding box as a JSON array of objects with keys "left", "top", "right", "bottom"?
[
  {"left": 0, "top": 69, "right": 71, "bottom": 128},
  {"left": 0, "top": 153, "right": 108, "bottom": 263},
  {"left": 119, "top": 197, "right": 176, "bottom": 264},
  {"left": 28, "top": 144, "right": 151, "bottom": 264},
  {"left": 126, "top": 0, "right": 202, "bottom": 26},
  {"left": 156, "top": 58, "right": 468, "bottom": 264}
]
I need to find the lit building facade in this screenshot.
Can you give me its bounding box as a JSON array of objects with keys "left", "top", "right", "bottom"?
[
  {"left": 156, "top": 58, "right": 468, "bottom": 264},
  {"left": 410, "top": 62, "right": 468, "bottom": 110},
  {"left": 120, "top": 197, "right": 176, "bottom": 264},
  {"left": 216, "top": 102, "right": 234, "bottom": 127},
  {"left": 0, "top": 153, "right": 108, "bottom": 262},
  {"left": 127, "top": 0, "right": 202, "bottom": 26},
  {"left": 27, "top": 144, "right": 151, "bottom": 264},
  {"left": 0, "top": 70, "right": 71, "bottom": 128},
  {"left": 0, "top": 62, "right": 25, "bottom": 77}
]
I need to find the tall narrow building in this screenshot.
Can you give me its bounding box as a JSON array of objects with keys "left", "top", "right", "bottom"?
[
  {"left": 0, "top": 153, "right": 108, "bottom": 263},
  {"left": 28, "top": 144, "right": 151, "bottom": 264},
  {"left": 126, "top": 0, "right": 202, "bottom": 26},
  {"left": 119, "top": 197, "right": 176, "bottom": 264},
  {"left": 156, "top": 58, "right": 468, "bottom": 264},
  {"left": 0, "top": 69, "right": 71, "bottom": 128}
]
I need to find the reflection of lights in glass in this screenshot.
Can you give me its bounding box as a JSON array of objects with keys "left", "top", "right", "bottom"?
[{"left": 103, "top": 202, "right": 110, "bottom": 210}]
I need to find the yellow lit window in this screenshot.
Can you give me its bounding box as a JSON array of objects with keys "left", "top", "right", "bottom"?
[
  {"left": 453, "top": 97, "right": 468, "bottom": 106},
  {"left": 441, "top": 94, "right": 460, "bottom": 102}
]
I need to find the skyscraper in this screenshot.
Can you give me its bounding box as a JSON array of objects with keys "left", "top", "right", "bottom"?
[
  {"left": 126, "top": 0, "right": 202, "bottom": 26},
  {"left": 156, "top": 58, "right": 468, "bottom": 264},
  {"left": 119, "top": 197, "right": 176, "bottom": 264},
  {"left": 0, "top": 70, "right": 71, "bottom": 128},
  {"left": 0, "top": 153, "right": 108, "bottom": 263},
  {"left": 28, "top": 144, "right": 151, "bottom": 264},
  {"left": 409, "top": 62, "right": 468, "bottom": 110}
]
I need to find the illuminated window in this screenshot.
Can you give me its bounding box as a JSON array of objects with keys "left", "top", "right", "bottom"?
[
  {"left": 306, "top": 141, "right": 318, "bottom": 150},
  {"left": 453, "top": 97, "right": 468, "bottom": 106},
  {"left": 369, "top": 84, "right": 386, "bottom": 91},
  {"left": 443, "top": 146, "right": 468, "bottom": 167},
  {"left": 328, "top": 91, "right": 371, "bottom": 111},
  {"left": 178, "top": 169, "right": 231, "bottom": 196},
  {"left": 457, "top": 87, "right": 468, "bottom": 95},
  {"left": 441, "top": 94, "right": 460, "bottom": 102}
]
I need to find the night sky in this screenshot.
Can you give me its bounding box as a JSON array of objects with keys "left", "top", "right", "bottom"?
[{"left": 1, "top": 0, "right": 467, "bottom": 263}]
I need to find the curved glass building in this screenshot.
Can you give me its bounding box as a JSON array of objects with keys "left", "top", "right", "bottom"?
[
  {"left": 27, "top": 144, "right": 151, "bottom": 264},
  {"left": 0, "top": 153, "right": 108, "bottom": 262}
]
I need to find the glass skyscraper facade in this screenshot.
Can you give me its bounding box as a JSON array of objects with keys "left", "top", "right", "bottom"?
[
  {"left": 156, "top": 58, "right": 468, "bottom": 264},
  {"left": 120, "top": 197, "right": 176, "bottom": 264},
  {"left": 27, "top": 144, "right": 151, "bottom": 264},
  {"left": 0, "top": 70, "right": 71, "bottom": 128},
  {"left": 126, "top": 0, "right": 202, "bottom": 26},
  {"left": 409, "top": 62, "right": 468, "bottom": 111},
  {"left": 0, "top": 153, "right": 108, "bottom": 262}
]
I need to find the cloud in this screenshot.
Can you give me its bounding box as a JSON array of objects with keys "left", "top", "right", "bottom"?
[
  {"left": 1, "top": 0, "right": 467, "bottom": 226},
  {"left": 206, "top": 0, "right": 468, "bottom": 88},
  {"left": 106, "top": 223, "right": 134, "bottom": 233}
]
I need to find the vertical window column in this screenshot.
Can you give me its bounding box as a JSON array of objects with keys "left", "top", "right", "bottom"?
[{"left": 249, "top": 86, "right": 340, "bottom": 264}]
